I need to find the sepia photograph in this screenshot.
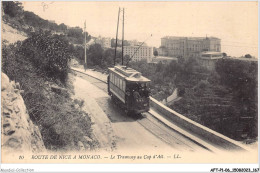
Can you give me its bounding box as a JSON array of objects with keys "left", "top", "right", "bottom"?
[{"left": 1, "top": 0, "right": 258, "bottom": 172}]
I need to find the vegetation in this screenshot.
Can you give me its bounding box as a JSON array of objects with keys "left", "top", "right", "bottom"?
[
  {"left": 128, "top": 58, "right": 257, "bottom": 141},
  {"left": 111, "top": 39, "right": 130, "bottom": 48},
  {"left": 215, "top": 59, "right": 257, "bottom": 138},
  {"left": 154, "top": 50, "right": 158, "bottom": 56},
  {"left": 245, "top": 54, "right": 252, "bottom": 58},
  {"left": 18, "top": 31, "right": 71, "bottom": 83},
  {"left": 67, "top": 27, "right": 91, "bottom": 44},
  {"left": 72, "top": 44, "right": 124, "bottom": 70},
  {"left": 2, "top": 1, "right": 23, "bottom": 18},
  {"left": 2, "top": 1, "right": 91, "bottom": 45},
  {"left": 2, "top": 32, "right": 95, "bottom": 151}
]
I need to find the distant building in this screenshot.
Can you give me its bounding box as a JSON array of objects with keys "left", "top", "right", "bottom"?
[
  {"left": 128, "top": 40, "right": 147, "bottom": 46},
  {"left": 95, "top": 36, "right": 111, "bottom": 48},
  {"left": 85, "top": 38, "right": 96, "bottom": 48},
  {"left": 111, "top": 39, "right": 147, "bottom": 47},
  {"left": 198, "top": 51, "right": 223, "bottom": 71},
  {"left": 150, "top": 56, "right": 178, "bottom": 64},
  {"left": 123, "top": 46, "right": 153, "bottom": 63},
  {"left": 161, "top": 36, "right": 221, "bottom": 58},
  {"left": 128, "top": 40, "right": 138, "bottom": 46}
]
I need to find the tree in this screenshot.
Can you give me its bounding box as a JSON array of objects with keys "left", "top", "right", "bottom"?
[
  {"left": 2, "top": 1, "right": 23, "bottom": 18},
  {"left": 215, "top": 59, "right": 257, "bottom": 139},
  {"left": 103, "top": 48, "right": 115, "bottom": 67},
  {"left": 245, "top": 54, "right": 252, "bottom": 58},
  {"left": 18, "top": 31, "right": 72, "bottom": 83},
  {"left": 154, "top": 50, "right": 158, "bottom": 56},
  {"left": 23, "top": 11, "right": 48, "bottom": 29},
  {"left": 67, "top": 27, "right": 84, "bottom": 44},
  {"left": 155, "top": 61, "right": 164, "bottom": 72},
  {"left": 67, "top": 27, "right": 83, "bottom": 38},
  {"left": 59, "top": 23, "right": 67, "bottom": 32},
  {"left": 87, "top": 44, "right": 104, "bottom": 66},
  {"left": 123, "top": 55, "right": 131, "bottom": 65},
  {"left": 83, "top": 32, "right": 92, "bottom": 43}
]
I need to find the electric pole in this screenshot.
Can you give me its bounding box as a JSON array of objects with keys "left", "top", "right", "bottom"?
[
  {"left": 122, "top": 8, "right": 124, "bottom": 65},
  {"left": 114, "top": 7, "right": 120, "bottom": 65}
]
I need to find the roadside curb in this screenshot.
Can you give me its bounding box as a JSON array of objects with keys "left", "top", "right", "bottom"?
[
  {"left": 148, "top": 109, "right": 221, "bottom": 153},
  {"left": 71, "top": 67, "right": 108, "bottom": 84}
]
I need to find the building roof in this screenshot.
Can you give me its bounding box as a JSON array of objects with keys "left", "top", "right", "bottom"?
[
  {"left": 108, "top": 66, "right": 151, "bottom": 82},
  {"left": 161, "top": 36, "right": 220, "bottom": 40},
  {"left": 124, "top": 45, "right": 152, "bottom": 48},
  {"left": 150, "top": 56, "right": 178, "bottom": 64},
  {"left": 153, "top": 56, "right": 178, "bottom": 60},
  {"left": 200, "top": 51, "right": 223, "bottom": 60},
  {"left": 201, "top": 51, "right": 223, "bottom": 55}
]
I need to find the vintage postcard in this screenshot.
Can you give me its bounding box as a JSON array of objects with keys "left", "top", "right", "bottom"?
[{"left": 1, "top": 0, "right": 259, "bottom": 172}]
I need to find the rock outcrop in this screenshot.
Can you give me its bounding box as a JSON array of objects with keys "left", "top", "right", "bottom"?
[{"left": 1, "top": 72, "right": 45, "bottom": 154}]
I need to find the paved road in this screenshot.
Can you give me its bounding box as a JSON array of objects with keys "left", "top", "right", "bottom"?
[{"left": 73, "top": 70, "right": 208, "bottom": 153}]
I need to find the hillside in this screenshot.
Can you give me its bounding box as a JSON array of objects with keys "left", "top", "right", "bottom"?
[
  {"left": 2, "top": 2, "right": 97, "bottom": 153},
  {"left": 2, "top": 72, "right": 45, "bottom": 155},
  {"left": 2, "top": 23, "right": 27, "bottom": 44}
]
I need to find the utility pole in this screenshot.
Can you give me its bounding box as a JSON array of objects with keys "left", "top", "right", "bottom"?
[
  {"left": 122, "top": 8, "right": 124, "bottom": 65},
  {"left": 114, "top": 7, "right": 120, "bottom": 65},
  {"left": 84, "top": 20, "right": 87, "bottom": 71}
]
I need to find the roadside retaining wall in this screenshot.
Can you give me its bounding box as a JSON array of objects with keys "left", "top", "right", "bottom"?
[
  {"left": 150, "top": 97, "right": 247, "bottom": 151},
  {"left": 1, "top": 72, "right": 46, "bottom": 155}
]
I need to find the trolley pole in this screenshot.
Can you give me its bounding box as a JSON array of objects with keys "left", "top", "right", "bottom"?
[
  {"left": 114, "top": 7, "right": 120, "bottom": 65},
  {"left": 122, "top": 8, "right": 124, "bottom": 65}
]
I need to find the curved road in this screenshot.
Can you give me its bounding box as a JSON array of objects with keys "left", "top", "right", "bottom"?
[{"left": 73, "top": 70, "right": 208, "bottom": 153}]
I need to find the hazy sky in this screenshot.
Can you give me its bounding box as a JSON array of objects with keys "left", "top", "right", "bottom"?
[{"left": 22, "top": 1, "right": 258, "bottom": 57}]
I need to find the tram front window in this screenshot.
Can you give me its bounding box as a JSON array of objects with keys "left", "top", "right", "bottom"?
[{"left": 127, "top": 82, "right": 150, "bottom": 97}]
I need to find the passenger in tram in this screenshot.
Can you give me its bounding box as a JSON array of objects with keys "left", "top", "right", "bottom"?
[{"left": 133, "top": 85, "right": 141, "bottom": 99}]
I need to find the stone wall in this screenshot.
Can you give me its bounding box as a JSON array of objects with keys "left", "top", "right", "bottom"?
[
  {"left": 149, "top": 97, "right": 248, "bottom": 151},
  {"left": 1, "top": 72, "right": 45, "bottom": 155}
]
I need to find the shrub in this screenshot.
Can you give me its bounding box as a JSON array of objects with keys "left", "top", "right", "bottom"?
[
  {"left": 18, "top": 31, "right": 72, "bottom": 84},
  {"left": 2, "top": 1, "right": 23, "bottom": 18},
  {"left": 2, "top": 34, "right": 94, "bottom": 151}
]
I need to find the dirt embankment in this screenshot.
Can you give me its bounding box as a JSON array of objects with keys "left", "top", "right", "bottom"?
[
  {"left": 2, "top": 22, "right": 27, "bottom": 44},
  {"left": 1, "top": 72, "right": 45, "bottom": 155}
]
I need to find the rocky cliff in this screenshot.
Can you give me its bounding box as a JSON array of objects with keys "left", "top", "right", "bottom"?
[{"left": 1, "top": 72, "right": 45, "bottom": 154}]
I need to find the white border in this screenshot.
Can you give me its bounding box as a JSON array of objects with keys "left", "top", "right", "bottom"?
[{"left": 0, "top": 0, "right": 259, "bottom": 172}]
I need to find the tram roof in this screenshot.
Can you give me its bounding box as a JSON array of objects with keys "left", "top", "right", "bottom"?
[{"left": 108, "top": 65, "right": 151, "bottom": 82}]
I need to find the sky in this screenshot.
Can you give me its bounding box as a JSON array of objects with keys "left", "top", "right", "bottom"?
[{"left": 22, "top": 1, "right": 258, "bottom": 57}]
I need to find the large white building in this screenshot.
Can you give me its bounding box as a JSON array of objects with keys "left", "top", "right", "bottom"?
[
  {"left": 95, "top": 36, "right": 111, "bottom": 48},
  {"left": 161, "top": 36, "right": 221, "bottom": 58},
  {"left": 123, "top": 46, "right": 153, "bottom": 63}
]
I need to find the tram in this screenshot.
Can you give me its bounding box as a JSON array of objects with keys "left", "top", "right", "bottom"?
[{"left": 108, "top": 65, "right": 151, "bottom": 114}]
